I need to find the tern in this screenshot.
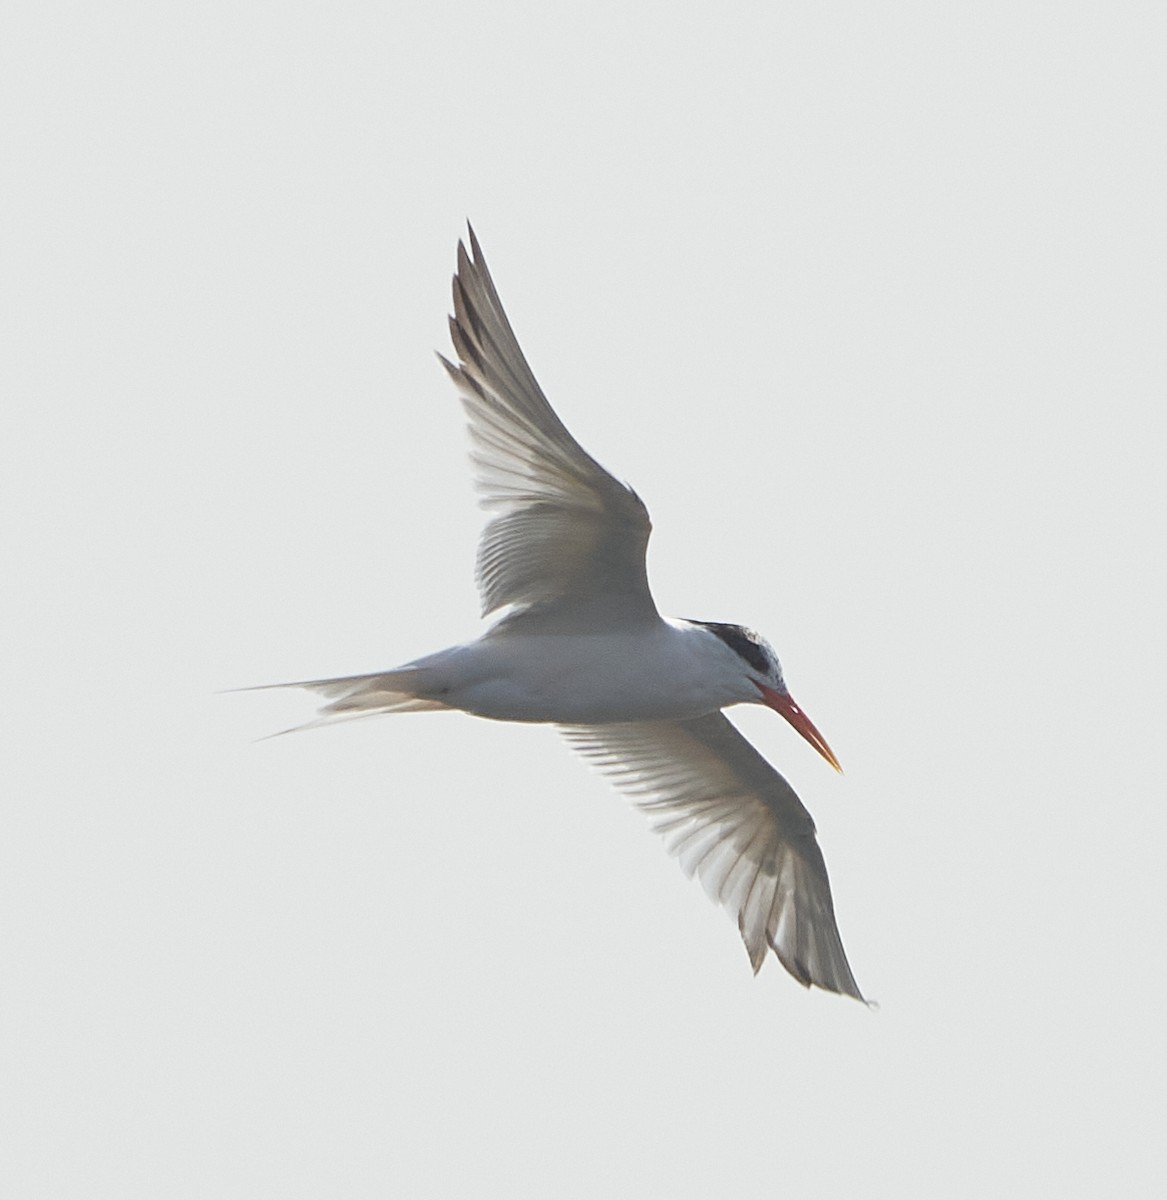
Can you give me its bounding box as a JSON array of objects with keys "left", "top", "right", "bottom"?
[{"left": 274, "top": 228, "right": 863, "bottom": 1000}]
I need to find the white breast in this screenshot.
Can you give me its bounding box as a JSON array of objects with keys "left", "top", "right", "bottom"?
[{"left": 416, "top": 621, "right": 746, "bottom": 724}]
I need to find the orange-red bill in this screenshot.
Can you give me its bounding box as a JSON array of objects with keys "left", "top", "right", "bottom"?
[{"left": 754, "top": 681, "right": 843, "bottom": 773}]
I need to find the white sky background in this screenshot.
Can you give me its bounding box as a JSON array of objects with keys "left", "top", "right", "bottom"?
[{"left": 3, "top": 2, "right": 1165, "bottom": 1195}]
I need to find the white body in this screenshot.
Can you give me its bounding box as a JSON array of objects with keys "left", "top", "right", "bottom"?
[
  {"left": 274, "top": 229, "right": 864, "bottom": 1001},
  {"left": 408, "top": 620, "right": 751, "bottom": 724}
]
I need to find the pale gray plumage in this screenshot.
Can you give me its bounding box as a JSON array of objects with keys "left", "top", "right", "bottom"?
[
  {"left": 563, "top": 715, "right": 864, "bottom": 1000},
  {"left": 264, "top": 226, "right": 864, "bottom": 1000},
  {"left": 437, "top": 228, "right": 657, "bottom": 631}
]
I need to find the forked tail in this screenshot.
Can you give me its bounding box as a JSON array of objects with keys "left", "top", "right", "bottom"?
[{"left": 246, "top": 667, "right": 448, "bottom": 737}]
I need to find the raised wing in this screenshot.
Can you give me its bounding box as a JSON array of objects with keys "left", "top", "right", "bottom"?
[
  {"left": 562, "top": 713, "right": 864, "bottom": 1000},
  {"left": 437, "top": 227, "right": 658, "bottom": 631}
]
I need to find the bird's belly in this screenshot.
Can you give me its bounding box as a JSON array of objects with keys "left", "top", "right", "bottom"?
[{"left": 432, "top": 631, "right": 736, "bottom": 724}]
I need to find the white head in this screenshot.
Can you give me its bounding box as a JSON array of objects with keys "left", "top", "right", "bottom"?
[{"left": 692, "top": 620, "right": 841, "bottom": 772}]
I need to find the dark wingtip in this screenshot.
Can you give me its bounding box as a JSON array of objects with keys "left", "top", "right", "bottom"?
[
  {"left": 455, "top": 237, "right": 472, "bottom": 280},
  {"left": 434, "top": 350, "right": 460, "bottom": 381},
  {"left": 467, "top": 221, "right": 484, "bottom": 264}
]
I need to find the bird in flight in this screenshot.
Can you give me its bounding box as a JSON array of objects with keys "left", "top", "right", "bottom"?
[{"left": 275, "top": 227, "right": 863, "bottom": 1000}]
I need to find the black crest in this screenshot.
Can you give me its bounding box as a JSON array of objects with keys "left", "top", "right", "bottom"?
[{"left": 692, "top": 621, "right": 771, "bottom": 675}]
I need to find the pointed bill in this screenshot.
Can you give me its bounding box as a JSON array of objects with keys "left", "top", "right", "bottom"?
[{"left": 754, "top": 682, "right": 842, "bottom": 773}]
